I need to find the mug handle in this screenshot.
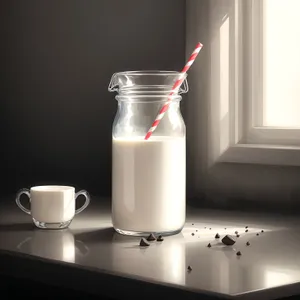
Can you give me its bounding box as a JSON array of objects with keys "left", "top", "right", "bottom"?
[
  {"left": 15, "top": 188, "right": 31, "bottom": 215},
  {"left": 75, "top": 190, "right": 90, "bottom": 215}
]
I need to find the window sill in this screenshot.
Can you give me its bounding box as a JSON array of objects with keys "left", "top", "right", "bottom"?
[{"left": 218, "top": 144, "right": 300, "bottom": 166}]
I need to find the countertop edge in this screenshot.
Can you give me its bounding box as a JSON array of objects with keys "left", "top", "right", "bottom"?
[{"left": 0, "top": 249, "right": 231, "bottom": 300}]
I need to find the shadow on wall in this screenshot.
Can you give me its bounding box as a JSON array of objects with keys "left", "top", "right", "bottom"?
[
  {"left": 186, "top": 0, "right": 234, "bottom": 200},
  {"left": 0, "top": 0, "right": 185, "bottom": 197}
]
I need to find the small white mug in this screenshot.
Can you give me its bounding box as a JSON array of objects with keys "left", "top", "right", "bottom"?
[{"left": 15, "top": 185, "right": 90, "bottom": 229}]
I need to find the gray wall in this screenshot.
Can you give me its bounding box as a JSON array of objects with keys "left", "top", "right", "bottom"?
[{"left": 0, "top": 0, "right": 185, "bottom": 196}]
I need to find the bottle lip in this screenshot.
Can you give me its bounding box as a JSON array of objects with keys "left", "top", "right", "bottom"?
[
  {"left": 108, "top": 70, "right": 189, "bottom": 95},
  {"left": 113, "top": 70, "right": 187, "bottom": 77}
]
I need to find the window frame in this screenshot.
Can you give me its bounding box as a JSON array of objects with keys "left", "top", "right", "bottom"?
[{"left": 218, "top": 0, "right": 300, "bottom": 166}]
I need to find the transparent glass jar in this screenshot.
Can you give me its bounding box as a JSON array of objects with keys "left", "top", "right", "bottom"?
[{"left": 108, "top": 71, "right": 188, "bottom": 236}]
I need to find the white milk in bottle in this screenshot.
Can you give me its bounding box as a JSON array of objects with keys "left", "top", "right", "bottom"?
[
  {"left": 112, "top": 136, "right": 186, "bottom": 234},
  {"left": 108, "top": 70, "right": 188, "bottom": 236}
]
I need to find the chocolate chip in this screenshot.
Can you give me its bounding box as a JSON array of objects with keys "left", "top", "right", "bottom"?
[
  {"left": 207, "top": 243, "right": 212, "bottom": 248},
  {"left": 191, "top": 233, "right": 195, "bottom": 236},
  {"left": 222, "top": 235, "right": 236, "bottom": 246},
  {"left": 256, "top": 233, "right": 259, "bottom": 236},
  {"left": 246, "top": 241, "right": 250, "bottom": 246},
  {"left": 215, "top": 233, "right": 220, "bottom": 239},
  {"left": 157, "top": 235, "right": 164, "bottom": 242},
  {"left": 187, "top": 265, "right": 192, "bottom": 271},
  {"left": 146, "top": 233, "right": 156, "bottom": 241},
  {"left": 235, "top": 231, "right": 238, "bottom": 234},
  {"left": 261, "top": 230, "right": 264, "bottom": 233},
  {"left": 245, "top": 226, "right": 248, "bottom": 228},
  {"left": 236, "top": 251, "right": 242, "bottom": 256},
  {"left": 236, "top": 234, "right": 240, "bottom": 237},
  {"left": 140, "top": 238, "right": 150, "bottom": 247},
  {"left": 245, "top": 229, "right": 248, "bottom": 232}
]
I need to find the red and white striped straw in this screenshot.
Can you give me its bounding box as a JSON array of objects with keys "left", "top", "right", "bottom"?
[{"left": 144, "top": 42, "right": 203, "bottom": 140}]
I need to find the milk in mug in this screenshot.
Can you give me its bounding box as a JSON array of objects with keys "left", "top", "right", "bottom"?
[{"left": 112, "top": 136, "right": 186, "bottom": 234}]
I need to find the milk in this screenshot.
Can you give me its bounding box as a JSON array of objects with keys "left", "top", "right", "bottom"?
[{"left": 112, "top": 136, "right": 186, "bottom": 234}]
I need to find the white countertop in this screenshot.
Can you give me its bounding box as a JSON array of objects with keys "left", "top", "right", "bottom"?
[{"left": 0, "top": 197, "right": 300, "bottom": 300}]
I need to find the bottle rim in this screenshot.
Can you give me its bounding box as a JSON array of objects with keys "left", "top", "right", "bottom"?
[
  {"left": 108, "top": 70, "right": 189, "bottom": 95},
  {"left": 112, "top": 70, "right": 187, "bottom": 76}
]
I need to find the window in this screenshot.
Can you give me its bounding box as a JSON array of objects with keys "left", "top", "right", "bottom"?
[
  {"left": 186, "top": 0, "right": 300, "bottom": 204},
  {"left": 262, "top": 0, "right": 300, "bottom": 128},
  {"left": 210, "top": 0, "right": 300, "bottom": 166},
  {"left": 246, "top": 0, "right": 300, "bottom": 148}
]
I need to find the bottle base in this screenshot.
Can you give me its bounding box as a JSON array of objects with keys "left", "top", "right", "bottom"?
[
  {"left": 114, "top": 226, "right": 183, "bottom": 237},
  {"left": 33, "top": 218, "right": 72, "bottom": 229}
]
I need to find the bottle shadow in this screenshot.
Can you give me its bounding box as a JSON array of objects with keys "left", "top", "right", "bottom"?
[{"left": 73, "top": 227, "right": 115, "bottom": 244}]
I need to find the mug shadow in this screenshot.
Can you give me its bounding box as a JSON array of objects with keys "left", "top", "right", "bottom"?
[
  {"left": 0, "top": 223, "right": 34, "bottom": 232},
  {"left": 73, "top": 227, "right": 115, "bottom": 244}
]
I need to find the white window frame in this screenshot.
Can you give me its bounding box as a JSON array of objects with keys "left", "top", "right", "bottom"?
[{"left": 218, "top": 0, "right": 300, "bottom": 166}]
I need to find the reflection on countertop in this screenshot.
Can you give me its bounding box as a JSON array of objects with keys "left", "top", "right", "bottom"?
[
  {"left": 16, "top": 229, "right": 89, "bottom": 263},
  {"left": 1, "top": 197, "right": 300, "bottom": 300}
]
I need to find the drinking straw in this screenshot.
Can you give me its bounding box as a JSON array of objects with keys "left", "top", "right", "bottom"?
[{"left": 144, "top": 42, "right": 203, "bottom": 140}]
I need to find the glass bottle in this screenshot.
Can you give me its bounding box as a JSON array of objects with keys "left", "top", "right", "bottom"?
[{"left": 108, "top": 71, "right": 188, "bottom": 236}]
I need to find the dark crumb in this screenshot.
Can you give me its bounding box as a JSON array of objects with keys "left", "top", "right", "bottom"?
[
  {"left": 196, "top": 230, "right": 198, "bottom": 232},
  {"left": 207, "top": 243, "right": 212, "bottom": 248},
  {"left": 192, "top": 223, "right": 194, "bottom": 225},
  {"left": 204, "top": 227, "right": 206, "bottom": 229},
  {"left": 235, "top": 231, "right": 238, "bottom": 234},
  {"left": 146, "top": 233, "right": 156, "bottom": 241},
  {"left": 140, "top": 238, "right": 150, "bottom": 247},
  {"left": 191, "top": 233, "right": 195, "bottom": 236},
  {"left": 222, "top": 235, "right": 236, "bottom": 246},
  {"left": 215, "top": 233, "right": 220, "bottom": 239},
  {"left": 246, "top": 241, "right": 250, "bottom": 246},
  {"left": 236, "top": 251, "right": 242, "bottom": 256},
  {"left": 187, "top": 265, "right": 192, "bottom": 271},
  {"left": 209, "top": 228, "right": 211, "bottom": 230},
  {"left": 261, "top": 230, "right": 264, "bottom": 233},
  {"left": 245, "top": 229, "right": 248, "bottom": 232},
  {"left": 256, "top": 233, "right": 259, "bottom": 236},
  {"left": 236, "top": 234, "right": 240, "bottom": 237},
  {"left": 157, "top": 235, "right": 164, "bottom": 242},
  {"left": 245, "top": 226, "right": 248, "bottom": 228},
  {"left": 224, "top": 228, "right": 227, "bottom": 230}
]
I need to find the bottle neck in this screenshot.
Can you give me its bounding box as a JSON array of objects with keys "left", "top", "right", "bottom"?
[{"left": 115, "top": 94, "right": 182, "bottom": 103}]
